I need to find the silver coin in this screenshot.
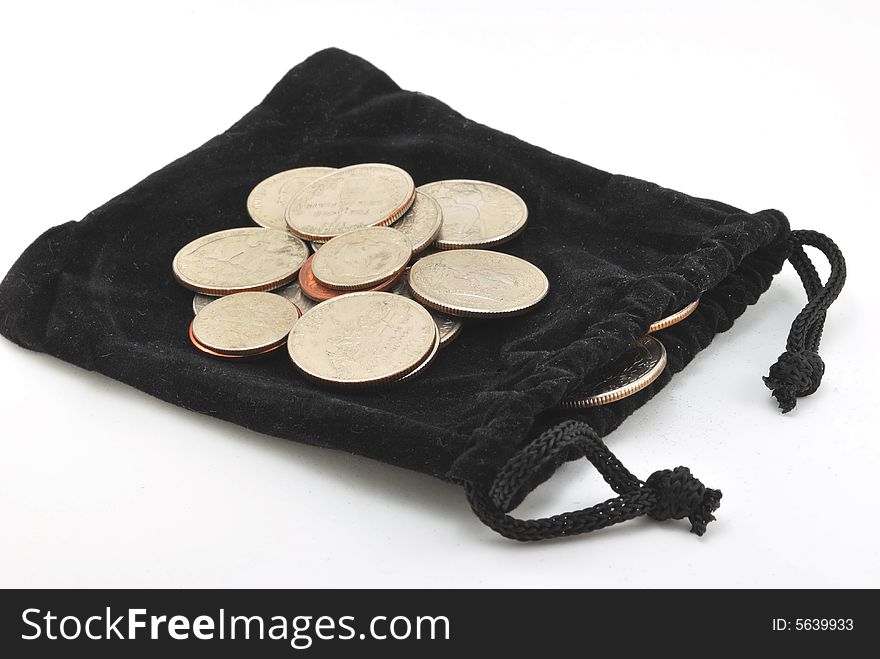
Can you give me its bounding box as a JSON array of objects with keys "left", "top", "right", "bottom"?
[
  {"left": 285, "top": 163, "right": 415, "bottom": 241},
  {"left": 246, "top": 167, "right": 336, "bottom": 231},
  {"left": 559, "top": 336, "right": 668, "bottom": 409},
  {"left": 173, "top": 227, "right": 309, "bottom": 295},
  {"left": 310, "top": 226, "right": 412, "bottom": 291},
  {"left": 192, "top": 291, "right": 301, "bottom": 356},
  {"left": 192, "top": 281, "right": 314, "bottom": 315},
  {"left": 388, "top": 276, "right": 463, "bottom": 347},
  {"left": 287, "top": 291, "right": 436, "bottom": 386},
  {"left": 417, "top": 180, "right": 527, "bottom": 249},
  {"left": 389, "top": 190, "right": 442, "bottom": 255},
  {"left": 408, "top": 249, "right": 549, "bottom": 318}
]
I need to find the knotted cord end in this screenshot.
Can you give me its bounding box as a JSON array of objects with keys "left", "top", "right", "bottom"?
[
  {"left": 466, "top": 423, "right": 723, "bottom": 541},
  {"left": 645, "top": 466, "right": 722, "bottom": 536},
  {"left": 764, "top": 229, "right": 844, "bottom": 413},
  {"left": 763, "top": 349, "right": 825, "bottom": 413}
]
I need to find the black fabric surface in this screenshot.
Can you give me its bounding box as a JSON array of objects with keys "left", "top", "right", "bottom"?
[{"left": 0, "top": 48, "right": 791, "bottom": 513}]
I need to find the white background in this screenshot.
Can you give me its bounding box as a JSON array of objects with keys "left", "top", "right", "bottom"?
[{"left": 1, "top": 1, "right": 877, "bottom": 588}]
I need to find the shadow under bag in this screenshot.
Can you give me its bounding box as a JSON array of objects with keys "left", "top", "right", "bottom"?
[{"left": 0, "top": 48, "right": 846, "bottom": 541}]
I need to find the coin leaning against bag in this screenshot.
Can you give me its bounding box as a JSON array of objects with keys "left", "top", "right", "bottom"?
[
  {"left": 191, "top": 291, "right": 301, "bottom": 357},
  {"left": 311, "top": 226, "right": 412, "bottom": 291},
  {"left": 649, "top": 299, "right": 700, "bottom": 333},
  {"left": 246, "top": 166, "right": 337, "bottom": 231},
  {"left": 173, "top": 227, "right": 309, "bottom": 295},
  {"left": 559, "top": 335, "right": 668, "bottom": 409},
  {"left": 287, "top": 291, "right": 438, "bottom": 387},
  {"left": 417, "top": 180, "right": 527, "bottom": 249},
  {"left": 285, "top": 163, "right": 415, "bottom": 242},
  {"left": 193, "top": 281, "right": 314, "bottom": 315},
  {"left": 408, "top": 249, "right": 549, "bottom": 318}
]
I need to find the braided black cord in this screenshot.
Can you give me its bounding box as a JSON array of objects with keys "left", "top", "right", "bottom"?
[
  {"left": 467, "top": 421, "right": 721, "bottom": 541},
  {"left": 764, "top": 230, "right": 846, "bottom": 412},
  {"left": 468, "top": 228, "right": 843, "bottom": 540}
]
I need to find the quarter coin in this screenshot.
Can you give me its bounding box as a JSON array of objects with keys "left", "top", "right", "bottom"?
[
  {"left": 408, "top": 249, "right": 549, "bottom": 318},
  {"left": 191, "top": 291, "right": 301, "bottom": 356},
  {"left": 389, "top": 191, "right": 442, "bottom": 255},
  {"left": 287, "top": 292, "right": 437, "bottom": 386},
  {"left": 192, "top": 281, "right": 314, "bottom": 315},
  {"left": 649, "top": 300, "right": 699, "bottom": 333},
  {"left": 311, "top": 226, "right": 411, "bottom": 291},
  {"left": 417, "top": 180, "right": 527, "bottom": 249},
  {"left": 389, "top": 276, "right": 463, "bottom": 347},
  {"left": 285, "top": 163, "right": 415, "bottom": 241},
  {"left": 246, "top": 166, "right": 336, "bottom": 231},
  {"left": 173, "top": 227, "right": 309, "bottom": 295},
  {"left": 559, "top": 335, "right": 667, "bottom": 409},
  {"left": 298, "top": 255, "right": 402, "bottom": 302},
  {"left": 188, "top": 324, "right": 280, "bottom": 359}
]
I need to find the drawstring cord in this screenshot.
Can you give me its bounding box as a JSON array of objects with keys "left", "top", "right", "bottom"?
[
  {"left": 466, "top": 420, "right": 721, "bottom": 541},
  {"left": 764, "top": 230, "right": 846, "bottom": 413},
  {"left": 468, "top": 228, "right": 844, "bottom": 541}
]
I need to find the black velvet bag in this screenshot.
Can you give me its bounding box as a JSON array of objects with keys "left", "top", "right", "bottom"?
[{"left": 0, "top": 48, "right": 846, "bottom": 541}]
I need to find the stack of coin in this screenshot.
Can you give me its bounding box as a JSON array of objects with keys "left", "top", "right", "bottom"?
[
  {"left": 287, "top": 292, "right": 439, "bottom": 387},
  {"left": 189, "top": 292, "right": 301, "bottom": 359},
  {"left": 310, "top": 226, "right": 411, "bottom": 292},
  {"left": 174, "top": 161, "right": 699, "bottom": 399},
  {"left": 172, "top": 162, "right": 546, "bottom": 389}
]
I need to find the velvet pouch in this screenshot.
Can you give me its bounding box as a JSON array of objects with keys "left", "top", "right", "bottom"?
[{"left": 0, "top": 48, "right": 845, "bottom": 541}]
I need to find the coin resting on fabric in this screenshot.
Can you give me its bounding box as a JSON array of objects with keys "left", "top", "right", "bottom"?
[
  {"left": 285, "top": 163, "right": 415, "bottom": 241},
  {"left": 649, "top": 299, "right": 700, "bottom": 333},
  {"left": 417, "top": 180, "right": 528, "bottom": 249},
  {"left": 390, "top": 190, "right": 443, "bottom": 255},
  {"left": 193, "top": 281, "right": 315, "bottom": 316},
  {"left": 560, "top": 335, "right": 668, "bottom": 409},
  {"left": 310, "top": 226, "right": 412, "bottom": 291},
  {"left": 173, "top": 227, "right": 309, "bottom": 295},
  {"left": 246, "top": 166, "right": 337, "bottom": 231},
  {"left": 191, "top": 291, "right": 301, "bottom": 357},
  {"left": 188, "top": 324, "right": 281, "bottom": 360},
  {"left": 287, "top": 292, "right": 438, "bottom": 386},
  {"left": 407, "top": 249, "right": 549, "bottom": 318}
]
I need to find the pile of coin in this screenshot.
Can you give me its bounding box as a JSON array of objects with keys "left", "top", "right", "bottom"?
[
  {"left": 173, "top": 163, "right": 546, "bottom": 386},
  {"left": 173, "top": 161, "right": 698, "bottom": 401}
]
